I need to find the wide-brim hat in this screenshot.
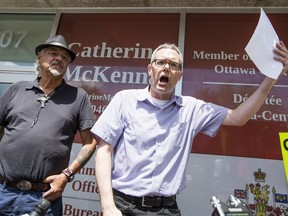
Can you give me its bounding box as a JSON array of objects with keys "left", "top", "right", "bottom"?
[{"left": 35, "top": 35, "right": 76, "bottom": 63}]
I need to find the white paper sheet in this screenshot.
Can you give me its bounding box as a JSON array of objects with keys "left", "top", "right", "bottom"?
[{"left": 245, "top": 8, "right": 283, "bottom": 80}]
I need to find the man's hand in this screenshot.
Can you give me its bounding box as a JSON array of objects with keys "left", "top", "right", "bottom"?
[
  {"left": 274, "top": 41, "right": 288, "bottom": 74},
  {"left": 42, "top": 173, "right": 68, "bottom": 201},
  {"left": 102, "top": 206, "right": 123, "bottom": 216}
]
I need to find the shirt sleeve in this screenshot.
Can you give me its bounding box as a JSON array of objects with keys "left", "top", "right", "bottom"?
[
  {"left": 0, "top": 83, "right": 18, "bottom": 126},
  {"left": 91, "top": 91, "right": 124, "bottom": 146},
  {"left": 193, "top": 99, "right": 228, "bottom": 137},
  {"left": 77, "top": 89, "right": 96, "bottom": 131}
]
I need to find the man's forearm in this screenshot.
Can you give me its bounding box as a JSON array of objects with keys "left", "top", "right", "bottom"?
[
  {"left": 75, "top": 146, "right": 95, "bottom": 168},
  {"left": 95, "top": 142, "right": 116, "bottom": 210}
]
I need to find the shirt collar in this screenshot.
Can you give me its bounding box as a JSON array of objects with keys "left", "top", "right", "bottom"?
[
  {"left": 25, "top": 78, "right": 67, "bottom": 93},
  {"left": 137, "top": 86, "right": 184, "bottom": 107}
]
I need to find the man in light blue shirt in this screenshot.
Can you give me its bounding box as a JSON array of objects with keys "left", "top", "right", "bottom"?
[{"left": 91, "top": 42, "right": 288, "bottom": 216}]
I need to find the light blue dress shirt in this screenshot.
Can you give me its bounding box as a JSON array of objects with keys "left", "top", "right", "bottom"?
[{"left": 91, "top": 87, "right": 228, "bottom": 197}]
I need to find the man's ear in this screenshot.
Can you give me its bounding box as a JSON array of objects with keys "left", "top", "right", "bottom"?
[
  {"left": 178, "top": 70, "right": 183, "bottom": 81},
  {"left": 36, "top": 53, "right": 41, "bottom": 61},
  {"left": 147, "top": 64, "right": 152, "bottom": 76}
]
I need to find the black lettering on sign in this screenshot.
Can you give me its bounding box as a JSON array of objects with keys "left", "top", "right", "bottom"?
[{"left": 283, "top": 139, "right": 288, "bottom": 151}]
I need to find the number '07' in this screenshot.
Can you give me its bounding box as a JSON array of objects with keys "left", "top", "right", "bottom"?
[{"left": 0, "top": 30, "right": 28, "bottom": 48}]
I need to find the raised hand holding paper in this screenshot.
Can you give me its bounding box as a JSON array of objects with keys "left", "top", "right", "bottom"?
[{"left": 245, "top": 8, "right": 283, "bottom": 80}]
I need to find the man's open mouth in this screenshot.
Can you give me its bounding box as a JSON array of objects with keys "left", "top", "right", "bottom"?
[{"left": 160, "top": 75, "right": 169, "bottom": 83}]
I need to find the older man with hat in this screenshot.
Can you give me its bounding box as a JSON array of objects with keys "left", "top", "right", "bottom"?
[{"left": 0, "top": 35, "right": 96, "bottom": 215}]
